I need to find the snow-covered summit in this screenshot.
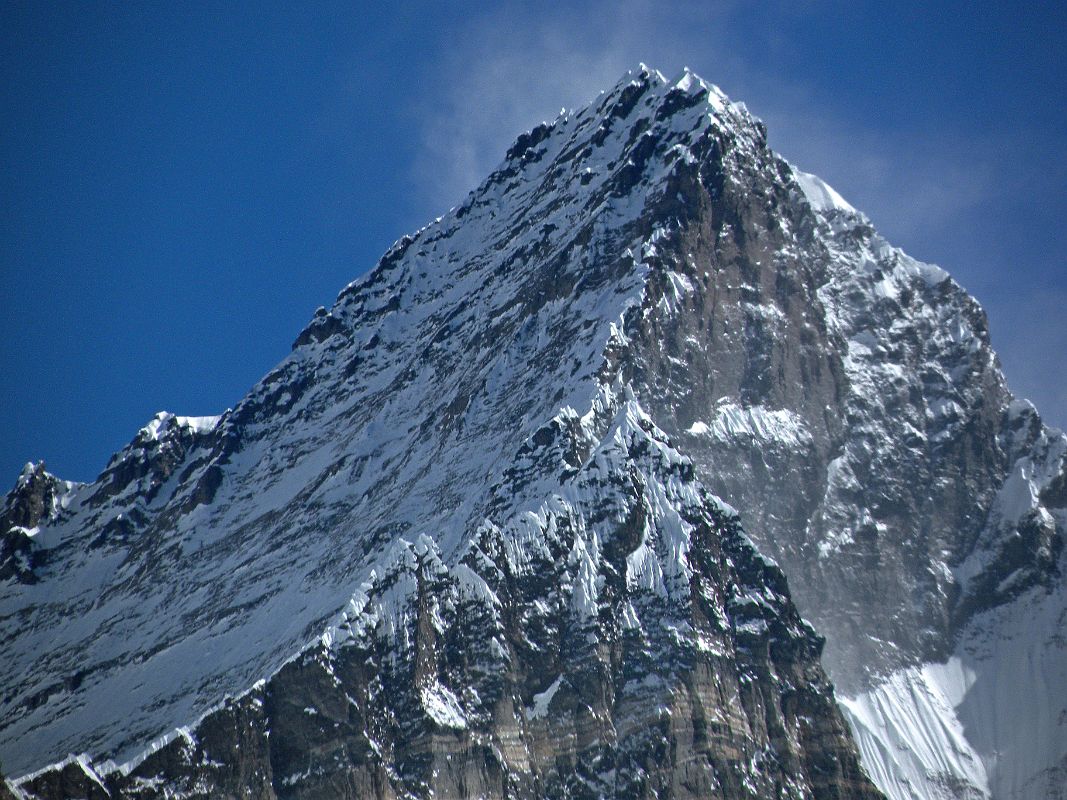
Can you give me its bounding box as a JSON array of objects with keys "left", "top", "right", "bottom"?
[
  {"left": 138, "top": 411, "right": 222, "bottom": 442},
  {"left": 2, "top": 64, "right": 790, "bottom": 779}
]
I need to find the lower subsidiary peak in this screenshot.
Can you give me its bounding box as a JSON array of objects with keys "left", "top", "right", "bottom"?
[{"left": 0, "top": 462, "right": 78, "bottom": 583}]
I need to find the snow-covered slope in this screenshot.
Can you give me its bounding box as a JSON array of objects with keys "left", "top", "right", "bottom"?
[
  {"left": 3, "top": 65, "right": 1064, "bottom": 800},
  {"left": 841, "top": 573, "right": 1067, "bottom": 800}
]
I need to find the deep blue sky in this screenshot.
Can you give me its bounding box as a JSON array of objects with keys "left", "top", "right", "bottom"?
[{"left": 3, "top": 1, "right": 1066, "bottom": 483}]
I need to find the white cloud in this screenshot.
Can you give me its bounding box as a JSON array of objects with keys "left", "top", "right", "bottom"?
[
  {"left": 405, "top": 0, "right": 737, "bottom": 217},
  {"left": 406, "top": 1, "right": 994, "bottom": 245}
]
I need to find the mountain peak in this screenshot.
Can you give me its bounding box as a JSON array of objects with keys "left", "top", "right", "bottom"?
[
  {"left": 5, "top": 61, "right": 1065, "bottom": 800},
  {"left": 1, "top": 60, "right": 855, "bottom": 784}
]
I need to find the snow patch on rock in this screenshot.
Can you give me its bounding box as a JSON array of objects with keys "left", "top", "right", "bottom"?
[{"left": 792, "top": 167, "right": 856, "bottom": 215}]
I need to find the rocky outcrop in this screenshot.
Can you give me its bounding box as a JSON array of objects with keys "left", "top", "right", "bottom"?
[
  {"left": 1, "top": 774, "right": 19, "bottom": 800},
  {"left": 16, "top": 403, "right": 880, "bottom": 799},
  {"left": 0, "top": 462, "right": 77, "bottom": 583}
]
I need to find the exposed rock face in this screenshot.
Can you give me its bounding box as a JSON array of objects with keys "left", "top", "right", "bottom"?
[
  {"left": 622, "top": 164, "right": 1064, "bottom": 692},
  {"left": 0, "top": 462, "right": 78, "bottom": 583},
  {"left": 2, "top": 65, "right": 1063, "bottom": 799},
  {"left": 589, "top": 85, "right": 1067, "bottom": 799},
  {"left": 14, "top": 405, "right": 880, "bottom": 799}
]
